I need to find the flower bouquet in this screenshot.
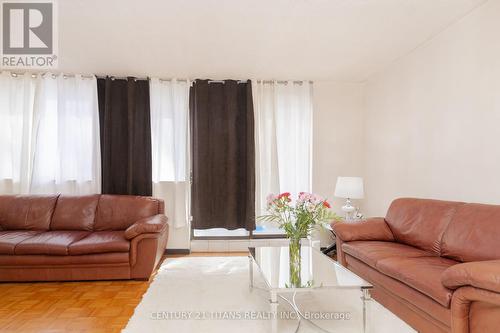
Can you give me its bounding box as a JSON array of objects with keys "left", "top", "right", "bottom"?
[{"left": 259, "top": 192, "right": 339, "bottom": 287}]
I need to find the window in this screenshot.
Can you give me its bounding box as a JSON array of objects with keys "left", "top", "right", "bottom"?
[
  {"left": 192, "top": 80, "right": 313, "bottom": 239},
  {"left": 0, "top": 72, "right": 101, "bottom": 195},
  {"left": 253, "top": 80, "right": 313, "bottom": 235}
]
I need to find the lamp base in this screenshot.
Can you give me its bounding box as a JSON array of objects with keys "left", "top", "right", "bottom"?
[{"left": 341, "top": 198, "right": 356, "bottom": 221}]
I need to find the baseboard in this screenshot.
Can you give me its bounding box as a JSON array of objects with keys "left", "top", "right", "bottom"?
[{"left": 164, "top": 249, "right": 191, "bottom": 255}]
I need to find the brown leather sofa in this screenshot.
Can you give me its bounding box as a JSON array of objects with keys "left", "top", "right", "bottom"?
[
  {"left": 0, "top": 194, "right": 169, "bottom": 282},
  {"left": 332, "top": 198, "right": 500, "bottom": 333}
]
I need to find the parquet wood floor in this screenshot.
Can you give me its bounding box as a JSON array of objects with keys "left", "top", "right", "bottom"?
[{"left": 0, "top": 252, "right": 247, "bottom": 333}]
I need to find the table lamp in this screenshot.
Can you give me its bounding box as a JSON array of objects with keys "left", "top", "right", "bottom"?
[{"left": 334, "top": 177, "right": 364, "bottom": 221}]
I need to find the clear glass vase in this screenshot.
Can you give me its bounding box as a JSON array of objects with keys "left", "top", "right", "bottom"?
[{"left": 289, "top": 236, "right": 302, "bottom": 288}]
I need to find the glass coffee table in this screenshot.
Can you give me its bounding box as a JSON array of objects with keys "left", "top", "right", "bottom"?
[{"left": 248, "top": 246, "right": 372, "bottom": 333}]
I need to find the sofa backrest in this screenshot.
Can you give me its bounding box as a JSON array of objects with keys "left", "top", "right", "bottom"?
[
  {"left": 385, "top": 198, "right": 464, "bottom": 255},
  {"left": 94, "top": 195, "right": 163, "bottom": 231},
  {"left": 0, "top": 194, "right": 164, "bottom": 231},
  {"left": 0, "top": 195, "right": 59, "bottom": 230},
  {"left": 51, "top": 195, "right": 100, "bottom": 231},
  {"left": 441, "top": 203, "right": 500, "bottom": 262}
]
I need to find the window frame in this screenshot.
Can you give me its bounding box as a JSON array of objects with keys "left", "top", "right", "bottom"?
[{"left": 191, "top": 228, "right": 287, "bottom": 240}]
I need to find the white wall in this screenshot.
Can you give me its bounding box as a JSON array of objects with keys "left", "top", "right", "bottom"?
[
  {"left": 312, "top": 82, "right": 366, "bottom": 245},
  {"left": 363, "top": 0, "right": 500, "bottom": 216}
]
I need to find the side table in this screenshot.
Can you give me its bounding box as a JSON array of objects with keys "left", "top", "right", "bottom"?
[{"left": 322, "top": 223, "right": 336, "bottom": 255}]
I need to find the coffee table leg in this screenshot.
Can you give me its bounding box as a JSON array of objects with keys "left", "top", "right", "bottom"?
[
  {"left": 248, "top": 255, "right": 254, "bottom": 290},
  {"left": 362, "top": 288, "right": 372, "bottom": 333}
]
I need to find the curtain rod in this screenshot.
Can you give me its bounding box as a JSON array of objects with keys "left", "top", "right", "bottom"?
[
  {"left": 8, "top": 71, "right": 95, "bottom": 79},
  {"left": 6, "top": 71, "right": 189, "bottom": 82},
  {"left": 208, "top": 80, "right": 248, "bottom": 84},
  {"left": 158, "top": 78, "right": 189, "bottom": 83},
  {"left": 96, "top": 76, "right": 189, "bottom": 83},
  {"left": 6, "top": 71, "right": 312, "bottom": 85},
  {"left": 256, "top": 80, "right": 313, "bottom": 85},
  {"left": 206, "top": 80, "right": 313, "bottom": 85}
]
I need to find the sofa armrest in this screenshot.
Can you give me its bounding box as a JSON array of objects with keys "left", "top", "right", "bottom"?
[
  {"left": 125, "top": 214, "right": 168, "bottom": 240},
  {"left": 450, "top": 287, "right": 500, "bottom": 333},
  {"left": 331, "top": 217, "right": 394, "bottom": 242},
  {"left": 442, "top": 260, "right": 500, "bottom": 293}
]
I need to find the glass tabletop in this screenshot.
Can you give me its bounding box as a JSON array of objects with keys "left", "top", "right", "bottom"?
[{"left": 248, "top": 246, "right": 372, "bottom": 291}]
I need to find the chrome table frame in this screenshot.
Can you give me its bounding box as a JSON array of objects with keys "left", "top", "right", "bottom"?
[{"left": 248, "top": 247, "right": 372, "bottom": 333}]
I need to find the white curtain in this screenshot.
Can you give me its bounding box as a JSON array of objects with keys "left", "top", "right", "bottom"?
[
  {"left": 0, "top": 72, "right": 35, "bottom": 194},
  {"left": 0, "top": 72, "right": 101, "bottom": 195},
  {"left": 30, "top": 74, "right": 101, "bottom": 194},
  {"left": 253, "top": 80, "right": 313, "bottom": 217},
  {"left": 150, "top": 78, "right": 190, "bottom": 228}
]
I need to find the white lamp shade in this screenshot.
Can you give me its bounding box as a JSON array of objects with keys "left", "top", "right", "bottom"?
[{"left": 334, "top": 177, "right": 364, "bottom": 199}]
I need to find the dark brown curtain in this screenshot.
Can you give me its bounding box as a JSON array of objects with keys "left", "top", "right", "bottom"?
[
  {"left": 190, "top": 80, "right": 255, "bottom": 230},
  {"left": 97, "top": 77, "right": 152, "bottom": 196}
]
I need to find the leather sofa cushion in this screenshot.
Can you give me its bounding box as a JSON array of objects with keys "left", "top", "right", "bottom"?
[
  {"left": 0, "top": 231, "right": 43, "bottom": 255},
  {"left": 69, "top": 231, "right": 130, "bottom": 255},
  {"left": 0, "top": 252, "right": 129, "bottom": 265},
  {"left": 94, "top": 195, "right": 162, "bottom": 231},
  {"left": 441, "top": 203, "right": 500, "bottom": 262},
  {"left": 385, "top": 198, "right": 464, "bottom": 255},
  {"left": 376, "top": 256, "right": 458, "bottom": 307},
  {"left": 342, "top": 241, "right": 432, "bottom": 269},
  {"left": 51, "top": 195, "right": 100, "bottom": 231},
  {"left": 0, "top": 195, "right": 59, "bottom": 230},
  {"left": 345, "top": 254, "right": 452, "bottom": 328},
  {"left": 15, "top": 231, "right": 90, "bottom": 256}
]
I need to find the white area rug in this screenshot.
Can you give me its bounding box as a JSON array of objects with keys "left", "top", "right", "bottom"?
[{"left": 123, "top": 257, "right": 415, "bottom": 333}]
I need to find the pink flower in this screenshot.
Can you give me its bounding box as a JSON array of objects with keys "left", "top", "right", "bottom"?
[
  {"left": 266, "top": 193, "right": 280, "bottom": 207},
  {"left": 311, "top": 194, "right": 324, "bottom": 205}
]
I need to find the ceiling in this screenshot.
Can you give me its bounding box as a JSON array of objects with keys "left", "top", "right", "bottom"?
[{"left": 58, "top": 0, "right": 486, "bottom": 82}]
